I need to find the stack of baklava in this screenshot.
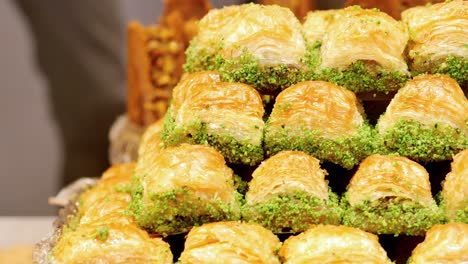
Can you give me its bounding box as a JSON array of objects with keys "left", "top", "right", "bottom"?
[{"left": 44, "top": 1, "right": 467, "bottom": 263}]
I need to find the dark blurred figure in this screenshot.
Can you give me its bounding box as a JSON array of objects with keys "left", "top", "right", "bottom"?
[
  {"left": 15, "top": 1, "right": 126, "bottom": 185},
  {"left": 13, "top": 0, "right": 345, "bottom": 187}
]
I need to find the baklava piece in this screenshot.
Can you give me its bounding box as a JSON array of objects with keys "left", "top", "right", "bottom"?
[
  {"left": 265, "top": 80, "right": 378, "bottom": 169},
  {"left": 342, "top": 154, "right": 444, "bottom": 235},
  {"left": 408, "top": 223, "right": 468, "bottom": 264},
  {"left": 179, "top": 221, "right": 281, "bottom": 264},
  {"left": 53, "top": 223, "right": 173, "bottom": 264},
  {"left": 52, "top": 164, "right": 173, "bottom": 264},
  {"left": 377, "top": 74, "right": 468, "bottom": 162},
  {"left": 137, "top": 118, "right": 165, "bottom": 158},
  {"left": 243, "top": 151, "right": 341, "bottom": 233},
  {"left": 280, "top": 225, "right": 392, "bottom": 263},
  {"left": 162, "top": 71, "right": 265, "bottom": 165},
  {"left": 77, "top": 164, "right": 135, "bottom": 226},
  {"left": 442, "top": 149, "right": 468, "bottom": 223},
  {"left": 130, "top": 144, "right": 241, "bottom": 235},
  {"left": 402, "top": 0, "right": 467, "bottom": 87},
  {"left": 184, "top": 3, "right": 307, "bottom": 93},
  {"left": 302, "top": 6, "right": 410, "bottom": 93}
]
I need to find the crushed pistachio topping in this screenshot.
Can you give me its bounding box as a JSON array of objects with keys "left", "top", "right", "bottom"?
[
  {"left": 162, "top": 108, "right": 264, "bottom": 166},
  {"left": 380, "top": 119, "right": 468, "bottom": 163},
  {"left": 129, "top": 177, "right": 241, "bottom": 236},
  {"left": 341, "top": 194, "right": 445, "bottom": 236},
  {"left": 303, "top": 42, "right": 409, "bottom": 93},
  {"left": 242, "top": 191, "right": 342, "bottom": 233},
  {"left": 265, "top": 123, "right": 382, "bottom": 169},
  {"left": 411, "top": 55, "right": 467, "bottom": 87}
]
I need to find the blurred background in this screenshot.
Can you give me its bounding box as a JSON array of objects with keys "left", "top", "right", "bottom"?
[
  {"left": 0, "top": 0, "right": 345, "bottom": 216},
  {"left": 0, "top": 0, "right": 165, "bottom": 216}
]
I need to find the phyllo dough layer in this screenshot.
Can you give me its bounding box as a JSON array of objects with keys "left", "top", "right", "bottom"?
[
  {"left": 162, "top": 71, "right": 265, "bottom": 165},
  {"left": 442, "top": 149, "right": 468, "bottom": 223},
  {"left": 130, "top": 143, "right": 241, "bottom": 235},
  {"left": 343, "top": 154, "right": 444, "bottom": 235},
  {"left": 243, "top": 151, "right": 341, "bottom": 233},
  {"left": 280, "top": 225, "right": 392, "bottom": 264},
  {"left": 409, "top": 223, "right": 468, "bottom": 264},
  {"left": 179, "top": 221, "right": 281, "bottom": 264},
  {"left": 377, "top": 74, "right": 468, "bottom": 162},
  {"left": 184, "top": 3, "right": 306, "bottom": 93},
  {"left": 265, "top": 80, "right": 378, "bottom": 169},
  {"left": 402, "top": 0, "right": 468, "bottom": 86},
  {"left": 302, "top": 6, "right": 410, "bottom": 93}
]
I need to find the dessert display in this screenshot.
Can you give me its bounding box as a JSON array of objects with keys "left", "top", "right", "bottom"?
[{"left": 36, "top": 1, "right": 468, "bottom": 263}]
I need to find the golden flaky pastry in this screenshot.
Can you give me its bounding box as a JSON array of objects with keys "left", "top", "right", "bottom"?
[
  {"left": 347, "top": 154, "right": 435, "bottom": 207},
  {"left": 171, "top": 71, "right": 221, "bottom": 115},
  {"left": 302, "top": 10, "right": 338, "bottom": 46},
  {"left": 171, "top": 71, "right": 264, "bottom": 141},
  {"left": 171, "top": 71, "right": 264, "bottom": 142},
  {"left": 409, "top": 223, "right": 468, "bottom": 264},
  {"left": 344, "top": 0, "right": 444, "bottom": 20},
  {"left": 135, "top": 144, "right": 236, "bottom": 204},
  {"left": 246, "top": 151, "right": 328, "bottom": 205},
  {"left": 179, "top": 221, "right": 281, "bottom": 264},
  {"left": 442, "top": 149, "right": 468, "bottom": 222},
  {"left": 343, "top": 154, "right": 444, "bottom": 235},
  {"left": 137, "top": 118, "right": 164, "bottom": 157},
  {"left": 268, "top": 81, "right": 364, "bottom": 138},
  {"left": 165, "top": 71, "right": 265, "bottom": 165},
  {"left": 377, "top": 74, "right": 468, "bottom": 136},
  {"left": 131, "top": 144, "right": 240, "bottom": 234},
  {"left": 194, "top": 3, "right": 306, "bottom": 67},
  {"left": 242, "top": 151, "right": 341, "bottom": 233},
  {"left": 264, "top": 80, "right": 374, "bottom": 169},
  {"left": 303, "top": 6, "right": 409, "bottom": 72},
  {"left": 78, "top": 163, "right": 135, "bottom": 225},
  {"left": 402, "top": 0, "right": 468, "bottom": 63},
  {"left": 53, "top": 223, "right": 173, "bottom": 264},
  {"left": 280, "top": 225, "right": 392, "bottom": 264},
  {"left": 260, "top": 0, "right": 316, "bottom": 20}
]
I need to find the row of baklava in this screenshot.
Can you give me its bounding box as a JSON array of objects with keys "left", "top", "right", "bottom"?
[
  {"left": 179, "top": 221, "right": 468, "bottom": 264},
  {"left": 50, "top": 161, "right": 467, "bottom": 263},
  {"left": 184, "top": 1, "right": 467, "bottom": 94},
  {"left": 133, "top": 137, "right": 467, "bottom": 236},
  {"left": 159, "top": 71, "right": 467, "bottom": 169}
]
